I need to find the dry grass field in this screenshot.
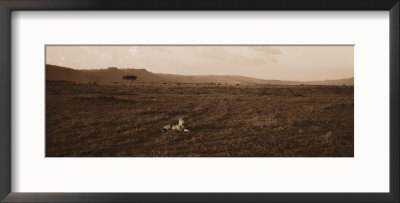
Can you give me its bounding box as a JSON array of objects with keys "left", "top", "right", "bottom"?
[{"left": 46, "top": 81, "right": 353, "bottom": 157}]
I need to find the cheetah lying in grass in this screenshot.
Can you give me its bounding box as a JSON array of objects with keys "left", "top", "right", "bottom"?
[{"left": 161, "top": 118, "right": 190, "bottom": 132}]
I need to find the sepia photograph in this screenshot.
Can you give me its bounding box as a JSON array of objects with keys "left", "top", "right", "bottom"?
[{"left": 45, "top": 45, "right": 354, "bottom": 157}]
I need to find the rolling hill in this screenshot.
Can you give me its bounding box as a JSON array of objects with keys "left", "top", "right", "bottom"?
[{"left": 46, "top": 64, "right": 354, "bottom": 86}]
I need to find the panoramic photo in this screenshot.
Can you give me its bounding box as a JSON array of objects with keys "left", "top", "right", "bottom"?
[{"left": 45, "top": 45, "right": 354, "bottom": 157}]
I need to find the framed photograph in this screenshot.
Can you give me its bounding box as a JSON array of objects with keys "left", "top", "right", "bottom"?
[{"left": 0, "top": 0, "right": 398, "bottom": 202}]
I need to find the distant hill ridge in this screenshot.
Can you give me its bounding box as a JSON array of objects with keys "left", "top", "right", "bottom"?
[{"left": 46, "top": 64, "right": 354, "bottom": 86}]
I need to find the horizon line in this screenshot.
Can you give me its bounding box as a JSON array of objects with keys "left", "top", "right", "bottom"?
[{"left": 46, "top": 63, "right": 354, "bottom": 82}]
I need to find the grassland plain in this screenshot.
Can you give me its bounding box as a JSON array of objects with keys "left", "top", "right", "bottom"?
[{"left": 46, "top": 82, "right": 354, "bottom": 157}]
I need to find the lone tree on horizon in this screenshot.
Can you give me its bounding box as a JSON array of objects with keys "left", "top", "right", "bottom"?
[{"left": 123, "top": 75, "right": 137, "bottom": 91}]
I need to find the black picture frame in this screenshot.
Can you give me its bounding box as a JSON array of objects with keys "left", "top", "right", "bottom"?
[{"left": 0, "top": 0, "right": 399, "bottom": 202}]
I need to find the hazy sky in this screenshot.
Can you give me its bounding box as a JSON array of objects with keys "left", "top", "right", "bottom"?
[{"left": 46, "top": 46, "right": 353, "bottom": 81}]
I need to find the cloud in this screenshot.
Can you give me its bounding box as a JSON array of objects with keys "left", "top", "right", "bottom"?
[
  {"left": 190, "top": 46, "right": 281, "bottom": 66},
  {"left": 252, "top": 46, "right": 281, "bottom": 55},
  {"left": 57, "top": 46, "right": 281, "bottom": 70},
  {"left": 46, "top": 45, "right": 353, "bottom": 81}
]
